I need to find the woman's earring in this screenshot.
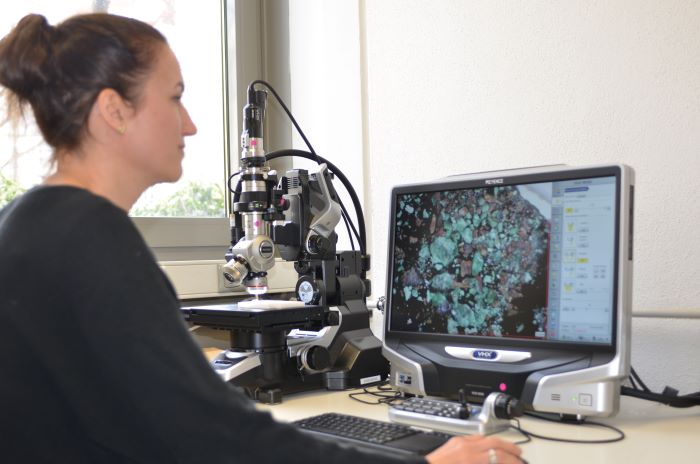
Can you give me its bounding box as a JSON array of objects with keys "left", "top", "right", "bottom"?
[{"left": 118, "top": 125, "right": 126, "bottom": 135}]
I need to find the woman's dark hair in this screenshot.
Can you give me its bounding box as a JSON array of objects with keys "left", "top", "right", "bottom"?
[{"left": 0, "top": 13, "right": 166, "bottom": 154}]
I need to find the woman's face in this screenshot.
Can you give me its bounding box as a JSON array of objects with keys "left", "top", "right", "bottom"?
[{"left": 123, "top": 45, "right": 197, "bottom": 185}]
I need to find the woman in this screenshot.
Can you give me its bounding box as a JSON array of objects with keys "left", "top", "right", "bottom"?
[{"left": 0, "top": 13, "right": 522, "bottom": 464}]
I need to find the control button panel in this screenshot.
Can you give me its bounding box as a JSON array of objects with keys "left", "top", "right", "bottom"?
[{"left": 578, "top": 393, "right": 593, "bottom": 407}]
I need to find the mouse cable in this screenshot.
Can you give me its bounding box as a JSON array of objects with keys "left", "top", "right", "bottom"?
[
  {"left": 509, "top": 419, "right": 532, "bottom": 445},
  {"left": 508, "top": 412, "right": 625, "bottom": 444}
]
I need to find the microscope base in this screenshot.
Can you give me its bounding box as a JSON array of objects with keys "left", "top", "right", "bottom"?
[{"left": 211, "top": 330, "right": 388, "bottom": 404}]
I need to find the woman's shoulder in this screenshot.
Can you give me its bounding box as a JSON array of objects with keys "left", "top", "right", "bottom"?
[
  {"left": 7, "top": 185, "right": 125, "bottom": 221},
  {"left": 15, "top": 184, "right": 116, "bottom": 209},
  {"left": 1, "top": 185, "right": 136, "bottom": 245}
]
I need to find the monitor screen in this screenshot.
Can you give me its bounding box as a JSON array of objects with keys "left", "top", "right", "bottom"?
[{"left": 388, "top": 174, "right": 618, "bottom": 346}]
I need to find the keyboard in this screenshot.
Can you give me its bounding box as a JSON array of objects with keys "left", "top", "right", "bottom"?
[{"left": 294, "top": 412, "right": 452, "bottom": 456}]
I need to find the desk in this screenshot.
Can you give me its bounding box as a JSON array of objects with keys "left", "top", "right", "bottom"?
[{"left": 257, "top": 389, "right": 700, "bottom": 463}]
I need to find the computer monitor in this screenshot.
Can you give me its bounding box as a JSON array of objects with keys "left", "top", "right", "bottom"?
[{"left": 383, "top": 164, "right": 634, "bottom": 417}]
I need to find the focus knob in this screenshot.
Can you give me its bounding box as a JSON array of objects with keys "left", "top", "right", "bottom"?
[
  {"left": 493, "top": 394, "right": 524, "bottom": 419},
  {"left": 296, "top": 276, "right": 320, "bottom": 305},
  {"left": 300, "top": 345, "right": 330, "bottom": 372},
  {"left": 222, "top": 257, "right": 248, "bottom": 286}
]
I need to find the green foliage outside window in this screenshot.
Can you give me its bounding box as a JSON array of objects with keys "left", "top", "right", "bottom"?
[
  {"left": 0, "top": 176, "right": 224, "bottom": 217},
  {"left": 0, "top": 174, "right": 25, "bottom": 209},
  {"left": 130, "top": 181, "right": 226, "bottom": 217}
]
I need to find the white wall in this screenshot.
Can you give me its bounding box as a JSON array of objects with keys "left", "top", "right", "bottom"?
[{"left": 361, "top": 0, "right": 700, "bottom": 393}]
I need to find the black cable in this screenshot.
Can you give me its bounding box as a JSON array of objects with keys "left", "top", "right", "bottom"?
[
  {"left": 233, "top": 178, "right": 242, "bottom": 203},
  {"left": 230, "top": 160, "right": 358, "bottom": 252},
  {"left": 267, "top": 149, "right": 367, "bottom": 255},
  {"left": 517, "top": 412, "right": 625, "bottom": 444},
  {"left": 630, "top": 366, "right": 651, "bottom": 393},
  {"left": 509, "top": 419, "right": 532, "bottom": 445},
  {"left": 341, "top": 208, "right": 356, "bottom": 251},
  {"left": 348, "top": 382, "right": 402, "bottom": 405},
  {"left": 620, "top": 386, "right": 700, "bottom": 408},
  {"left": 241, "top": 81, "right": 366, "bottom": 255},
  {"left": 622, "top": 366, "right": 700, "bottom": 407},
  {"left": 232, "top": 151, "right": 361, "bottom": 254},
  {"left": 235, "top": 80, "right": 366, "bottom": 255},
  {"left": 227, "top": 170, "right": 242, "bottom": 194},
  {"left": 628, "top": 373, "right": 639, "bottom": 391},
  {"left": 248, "top": 80, "right": 322, "bottom": 165},
  {"left": 266, "top": 149, "right": 364, "bottom": 250},
  {"left": 519, "top": 421, "right": 625, "bottom": 444},
  {"left": 338, "top": 197, "right": 361, "bottom": 253}
]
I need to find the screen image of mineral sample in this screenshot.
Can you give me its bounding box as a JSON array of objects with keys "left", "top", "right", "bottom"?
[{"left": 391, "top": 185, "right": 549, "bottom": 339}]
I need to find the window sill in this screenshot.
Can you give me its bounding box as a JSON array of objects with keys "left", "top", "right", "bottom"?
[{"left": 160, "top": 258, "right": 297, "bottom": 300}]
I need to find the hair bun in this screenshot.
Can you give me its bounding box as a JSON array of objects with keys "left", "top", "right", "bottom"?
[
  {"left": 0, "top": 13, "right": 166, "bottom": 152},
  {"left": 0, "top": 14, "right": 56, "bottom": 102}
]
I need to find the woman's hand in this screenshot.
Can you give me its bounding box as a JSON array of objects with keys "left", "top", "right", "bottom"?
[{"left": 426, "top": 435, "right": 522, "bottom": 464}]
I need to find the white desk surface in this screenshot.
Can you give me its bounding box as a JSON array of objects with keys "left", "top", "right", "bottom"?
[{"left": 257, "top": 389, "right": 700, "bottom": 463}]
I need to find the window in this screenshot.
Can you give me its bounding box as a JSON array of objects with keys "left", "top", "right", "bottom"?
[{"left": 0, "top": 0, "right": 227, "bottom": 218}]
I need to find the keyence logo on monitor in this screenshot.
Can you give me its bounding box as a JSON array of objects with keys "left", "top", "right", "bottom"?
[
  {"left": 473, "top": 350, "right": 498, "bottom": 360},
  {"left": 485, "top": 178, "right": 504, "bottom": 185}
]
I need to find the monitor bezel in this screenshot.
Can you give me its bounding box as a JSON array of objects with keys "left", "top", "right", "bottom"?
[{"left": 384, "top": 164, "right": 623, "bottom": 354}]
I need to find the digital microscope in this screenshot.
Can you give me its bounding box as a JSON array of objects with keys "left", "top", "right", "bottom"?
[{"left": 181, "top": 81, "right": 388, "bottom": 403}]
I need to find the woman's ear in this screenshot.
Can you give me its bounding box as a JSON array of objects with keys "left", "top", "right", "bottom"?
[{"left": 94, "top": 88, "right": 132, "bottom": 135}]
